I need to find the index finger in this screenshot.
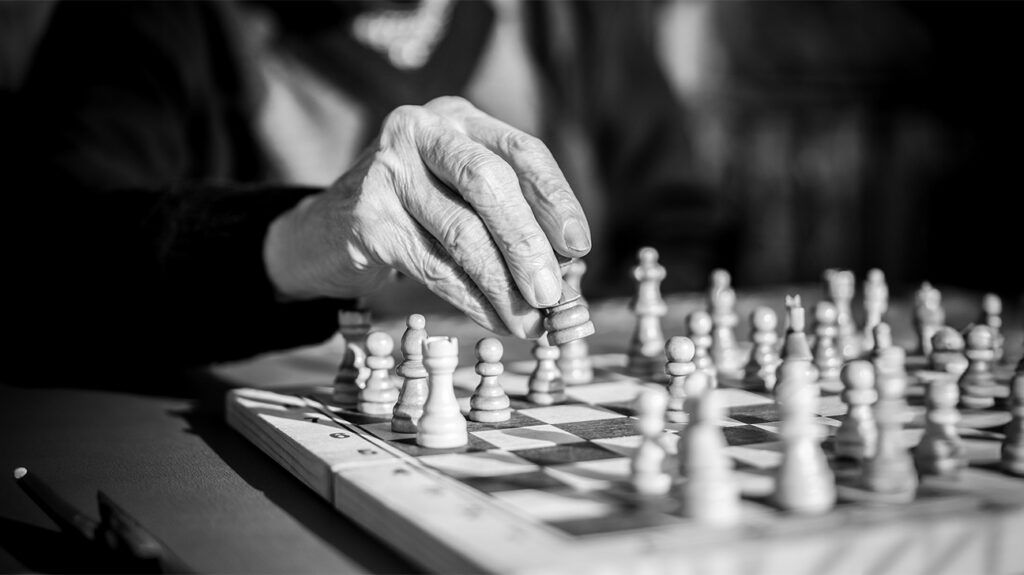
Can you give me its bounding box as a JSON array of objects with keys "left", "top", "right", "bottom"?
[
  {"left": 413, "top": 115, "right": 564, "bottom": 309},
  {"left": 426, "top": 97, "right": 592, "bottom": 259}
]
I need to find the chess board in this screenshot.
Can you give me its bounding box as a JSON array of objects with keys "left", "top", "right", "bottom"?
[{"left": 221, "top": 341, "right": 1024, "bottom": 575}]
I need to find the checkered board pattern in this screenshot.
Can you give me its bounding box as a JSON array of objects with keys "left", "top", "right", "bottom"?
[{"left": 225, "top": 352, "right": 1024, "bottom": 575}]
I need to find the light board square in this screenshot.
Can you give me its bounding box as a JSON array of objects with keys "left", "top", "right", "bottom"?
[
  {"left": 471, "top": 424, "right": 585, "bottom": 451},
  {"left": 518, "top": 404, "right": 625, "bottom": 425},
  {"left": 418, "top": 451, "right": 539, "bottom": 478}
]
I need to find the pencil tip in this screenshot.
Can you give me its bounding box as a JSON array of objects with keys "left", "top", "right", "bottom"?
[{"left": 13, "top": 467, "right": 27, "bottom": 480}]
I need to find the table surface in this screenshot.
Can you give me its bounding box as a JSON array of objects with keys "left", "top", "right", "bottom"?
[{"left": 2, "top": 286, "right": 1020, "bottom": 574}]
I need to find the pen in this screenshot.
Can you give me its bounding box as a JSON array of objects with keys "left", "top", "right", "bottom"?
[{"left": 14, "top": 467, "right": 193, "bottom": 573}]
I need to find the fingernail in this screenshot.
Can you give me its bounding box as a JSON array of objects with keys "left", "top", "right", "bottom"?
[
  {"left": 532, "top": 267, "right": 562, "bottom": 307},
  {"left": 562, "top": 219, "right": 591, "bottom": 253}
]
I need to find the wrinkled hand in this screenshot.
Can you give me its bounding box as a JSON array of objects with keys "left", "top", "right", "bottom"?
[{"left": 264, "top": 96, "right": 591, "bottom": 338}]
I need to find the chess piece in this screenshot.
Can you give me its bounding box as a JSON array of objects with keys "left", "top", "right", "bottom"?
[
  {"left": 665, "top": 336, "right": 697, "bottom": 423},
  {"left": 708, "top": 269, "right": 742, "bottom": 376},
  {"left": 914, "top": 282, "right": 946, "bottom": 356},
  {"left": 772, "top": 349, "right": 837, "bottom": 515},
  {"left": 813, "top": 301, "right": 843, "bottom": 394},
  {"left": 774, "top": 295, "right": 817, "bottom": 402},
  {"left": 469, "top": 338, "right": 511, "bottom": 423},
  {"left": 958, "top": 325, "right": 999, "bottom": 410},
  {"left": 743, "top": 306, "right": 780, "bottom": 392},
  {"left": 528, "top": 338, "right": 566, "bottom": 405},
  {"left": 929, "top": 326, "right": 968, "bottom": 376},
  {"left": 417, "top": 336, "right": 467, "bottom": 449},
  {"left": 626, "top": 248, "right": 668, "bottom": 378},
  {"left": 358, "top": 331, "right": 399, "bottom": 416},
  {"left": 861, "top": 269, "right": 889, "bottom": 353},
  {"left": 1002, "top": 358, "right": 1024, "bottom": 476},
  {"left": 631, "top": 385, "right": 672, "bottom": 495},
  {"left": 678, "top": 381, "right": 741, "bottom": 526},
  {"left": 862, "top": 357, "right": 918, "bottom": 501},
  {"left": 393, "top": 314, "right": 429, "bottom": 433},
  {"left": 557, "top": 260, "right": 594, "bottom": 385},
  {"left": 981, "top": 293, "right": 1005, "bottom": 362},
  {"left": 543, "top": 259, "right": 596, "bottom": 346},
  {"left": 687, "top": 310, "right": 717, "bottom": 386},
  {"left": 913, "top": 378, "right": 967, "bottom": 477},
  {"left": 333, "top": 309, "right": 372, "bottom": 407},
  {"left": 870, "top": 323, "right": 910, "bottom": 420},
  {"left": 835, "top": 360, "right": 878, "bottom": 461},
  {"left": 824, "top": 269, "right": 859, "bottom": 360}
]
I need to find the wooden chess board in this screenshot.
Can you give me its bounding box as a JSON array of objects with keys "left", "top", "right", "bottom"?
[{"left": 221, "top": 340, "right": 1024, "bottom": 575}]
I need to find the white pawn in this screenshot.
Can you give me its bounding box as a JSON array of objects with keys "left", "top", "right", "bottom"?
[
  {"left": 861, "top": 268, "right": 888, "bottom": 353},
  {"left": 929, "top": 326, "right": 968, "bottom": 376},
  {"left": 981, "top": 293, "right": 1005, "bottom": 362},
  {"left": 824, "top": 269, "right": 859, "bottom": 360},
  {"left": 393, "top": 315, "right": 429, "bottom": 433},
  {"left": 665, "top": 336, "right": 697, "bottom": 423},
  {"left": 772, "top": 354, "right": 837, "bottom": 515},
  {"left": 708, "top": 269, "right": 742, "bottom": 375},
  {"left": 627, "top": 247, "right": 668, "bottom": 378},
  {"left": 913, "top": 378, "right": 967, "bottom": 477},
  {"left": 417, "top": 336, "right": 467, "bottom": 449},
  {"left": 631, "top": 385, "right": 672, "bottom": 496},
  {"left": 862, "top": 352, "right": 918, "bottom": 501},
  {"left": 743, "top": 306, "right": 780, "bottom": 392},
  {"left": 333, "top": 309, "right": 372, "bottom": 407},
  {"left": 813, "top": 301, "right": 843, "bottom": 394},
  {"left": 1002, "top": 358, "right": 1024, "bottom": 476},
  {"left": 469, "top": 338, "right": 511, "bottom": 423},
  {"left": 835, "top": 360, "right": 878, "bottom": 461},
  {"left": 775, "top": 295, "right": 818, "bottom": 403},
  {"left": 687, "top": 310, "right": 717, "bottom": 386},
  {"left": 678, "top": 378, "right": 741, "bottom": 526},
  {"left": 557, "top": 260, "right": 594, "bottom": 385},
  {"left": 914, "top": 282, "right": 946, "bottom": 356},
  {"left": 528, "top": 338, "right": 566, "bottom": 405},
  {"left": 358, "top": 331, "right": 398, "bottom": 416},
  {"left": 958, "top": 325, "right": 999, "bottom": 410}
]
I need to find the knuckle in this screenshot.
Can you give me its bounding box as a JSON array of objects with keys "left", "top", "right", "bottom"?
[
  {"left": 503, "top": 230, "right": 549, "bottom": 261},
  {"left": 459, "top": 156, "right": 518, "bottom": 204},
  {"left": 502, "top": 131, "right": 547, "bottom": 157},
  {"left": 383, "top": 105, "right": 430, "bottom": 137},
  {"left": 426, "top": 95, "right": 472, "bottom": 114},
  {"left": 439, "top": 211, "right": 488, "bottom": 255}
]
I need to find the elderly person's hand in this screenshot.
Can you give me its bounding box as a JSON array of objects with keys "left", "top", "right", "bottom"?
[{"left": 264, "top": 96, "right": 591, "bottom": 339}]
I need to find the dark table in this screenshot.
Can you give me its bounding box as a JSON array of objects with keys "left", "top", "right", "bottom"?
[{"left": 2, "top": 286, "right": 1020, "bottom": 574}]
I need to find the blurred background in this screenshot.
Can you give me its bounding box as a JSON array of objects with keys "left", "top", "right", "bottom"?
[{"left": 1, "top": 0, "right": 1021, "bottom": 306}]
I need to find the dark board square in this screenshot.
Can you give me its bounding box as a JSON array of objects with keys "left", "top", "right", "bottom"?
[
  {"left": 512, "top": 443, "right": 621, "bottom": 466},
  {"left": 589, "top": 368, "right": 631, "bottom": 384},
  {"left": 729, "top": 403, "right": 781, "bottom": 424},
  {"left": 465, "top": 411, "right": 546, "bottom": 432},
  {"left": 554, "top": 417, "right": 638, "bottom": 440},
  {"left": 549, "top": 507, "right": 681, "bottom": 537},
  {"left": 460, "top": 470, "right": 569, "bottom": 494},
  {"left": 722, "top": 425, "right": 778, "bottom": 446},
  {"left": 390, "top": 434, "right": 498, "bottom": 457},
  {"left": 507, "top": 396, "right": 585, "bottom": 410}
]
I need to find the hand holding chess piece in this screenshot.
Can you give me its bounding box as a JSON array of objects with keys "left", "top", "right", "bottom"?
[{"left": 263, "top": 96, "right": 591, "bottom": 340}]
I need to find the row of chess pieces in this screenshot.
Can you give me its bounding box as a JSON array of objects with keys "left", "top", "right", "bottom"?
[{"left": 618, "top": 248, "right": 1023, "bottom": 524}]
